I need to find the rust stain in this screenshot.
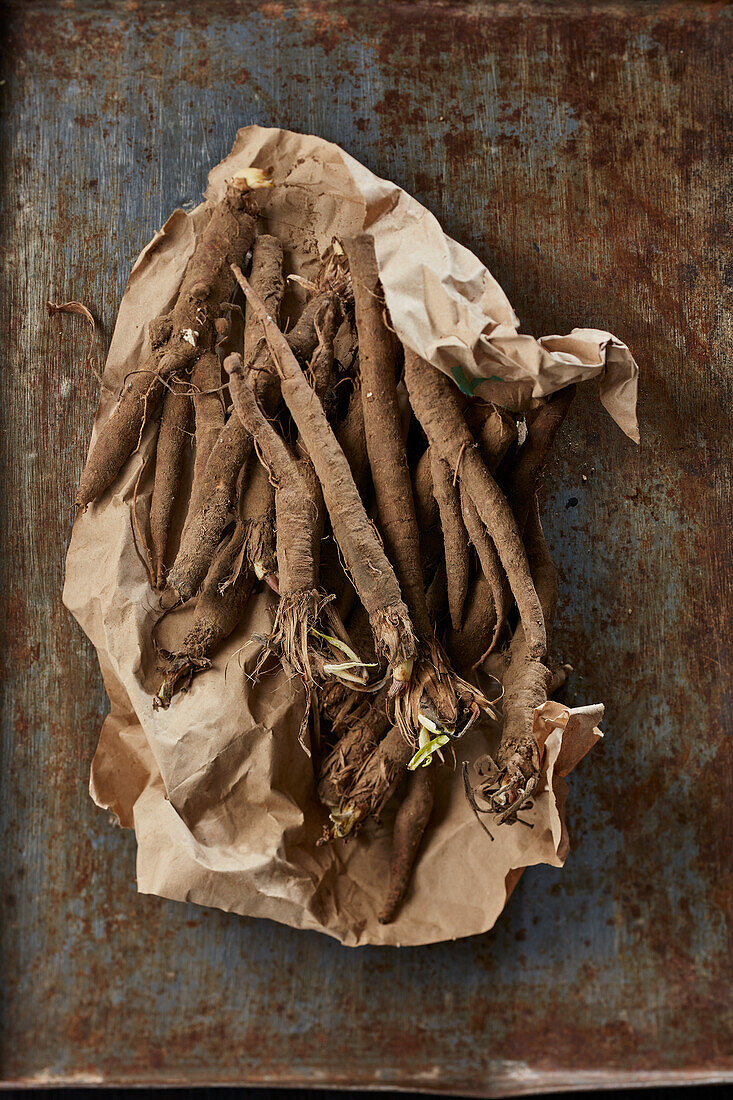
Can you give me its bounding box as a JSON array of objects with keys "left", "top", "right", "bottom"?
[{"left": 1, "top": 0, "right": 731, "bottom": 1089}]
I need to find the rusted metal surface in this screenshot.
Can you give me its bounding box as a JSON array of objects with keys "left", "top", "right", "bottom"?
[{"left": 0, "top": 0, "right": 730, "bottom": 1091}]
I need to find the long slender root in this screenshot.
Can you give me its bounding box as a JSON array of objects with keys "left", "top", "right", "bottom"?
[
  {"left": 225, "top": 352, "right": 326, "bottom": 705},
  {"left": 183, "top": 350, "right": 226, "bottom": 528},
  {"left": 379, "top": 767, "right": 435, "bottom": 924},
  {"left": 430, "top": 448, "right": 469, "bottom": 630},
  {"left": 168, "top": 412, "right": 252, "bottom": 600},
  {"left": 466, "top": 496, "right": 558, "bottom": 825},
  {"left": 505, "top": 386, "right": 576, "bottom": 532},
  {"left": 240, "top": 457, "right": 277, "bottom": 582},
  {"left": 167, "top": 234, "right": 285, "bottom": 600},
  {"left": 149, "top": 380, "right": 192, "bottom": 587},
  {"left": 153, "top": 519, "right": 255, "bottom": 709},
  {"left": 233, "top": 267, "right": 416, "bottom": 682},
  {"left": 76, "top": 177, "right": 260, "bottom": 509},
  {"left": 404, "top": 350, "right": 546, "bottom": 659}
]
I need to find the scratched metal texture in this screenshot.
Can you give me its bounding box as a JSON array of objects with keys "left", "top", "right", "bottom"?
[{"left": 1, "top": 0, "right": 730, "bottom": 1092}]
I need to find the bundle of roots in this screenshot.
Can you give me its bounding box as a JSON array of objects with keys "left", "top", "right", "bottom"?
[{"left": 74, "top": 168, "right": 579, "bottom": 925}]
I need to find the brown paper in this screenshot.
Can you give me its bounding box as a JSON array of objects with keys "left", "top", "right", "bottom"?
[{"left": 63, "top": 126, "right": 617, "bottom": 946}]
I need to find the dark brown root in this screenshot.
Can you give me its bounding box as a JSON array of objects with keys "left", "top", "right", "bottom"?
[
  {"left": 167, "top": 413, "right": 252, "bottom": 600},
  {"left": 167, "top": 234, "right": 286, "bottom": 599},
  {"left": 183, "top": 350, "right": 226, "bottom": 528},
  {"left": 413, "top": 448, "right": 439, "bottom": 529},
  {"left": 226, "top": 354, "right": 325, "bottom": 705},
  {"left": 430, "top": 448, "right": 469, "bottom": 630},
  {"left": 149, "top": 380, "right": 192, "bottom": 587},
  {"left": 379, "top": 766, "right": 435, "bottom": 924},
  {"left": 464, "top": 401, "right": 518, "bottom": 471},
  {"left": 404, "top": 350, "right": 546, "bottom": 659},
  {"left": 153, "top": 519, "right": 255, "bottom": 709},
  {"left": 467, "top": 496, "right": 558, "bottom": 825},
  {"left": 505, "top": 386, "right": 576, "bottom": 532},
  {"left": 446, "top": 572, "right": 498, "bottom": 672},
  {"left": 317, "top": 684, "right": 391, "bottom": 809},
  {"left": 76, "top": 178, "right": 259, "bottom": 508},
  {"left": 240, "top": 456, "right": 277, "bottom": 581},
  {"left": 346, "top": 234, "right": 430, "bottom": 639},
  {"left": 234, "top": 268, "right": 416, "bottom": 680},
  {"left": 459, "top": 487, "right": 511, "bottom": 645},
  {"left": 336, "top": 379, "right": 371, "bottom": 497}
]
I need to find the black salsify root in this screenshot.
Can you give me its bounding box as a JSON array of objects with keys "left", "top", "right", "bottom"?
[
  {"left": 463, "top": 738, "right": 542, "bottom": 834},
  {"left": 392, "top": 636, "right": 495, "bottom": 750},
  {"left": 153, "top": 652, "right": 212, "bottom": 710},
  {"left": 253, "top": 589, "right": 335, "bottom": 685}
]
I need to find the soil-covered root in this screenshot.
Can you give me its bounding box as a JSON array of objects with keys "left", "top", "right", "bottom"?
[
  {"left": 379, "top": 767, "right": 435, "bottom": 924},
  {"left": 404, "top": 349, "right": 546, "bottom": 660},
  {"left": 459, "top": 487, "right": 511, "bottom": 649},
  {"left": 445, "top": 572, "right": 497, "bottom": 672},
  {"left": 153, "top": 519, "right": 255, "bottom": 709},
  {"left": 336, "top": 380, "right": 371, "bottom": 498},
  {"left": 225, "top": 352, "right": 325, "bottom": 688},
  {"left": 505, "top": 386, "right": 576, "bottom": 532},
  {"left": 76, "top": 176, "right": 261, "bottom": 509},
  {"left": 346, "top": 234, "right": 429, "bottom": 638},
  {"left": 251, "top": 247, "right": 352, "bottom": 415},
  {"left": 464, "top": 402, "right": 518, "bottom": 470},
  {"left": 240, "top": 455, "right": 277, "bottom": 582},
  {"left": 184, "top": 351, "right": 226, "bottom": 526},
  {"left": 317, "top": 684, "right": 391, "bottom": 811},
  {"left": 233, "top": 268, "right": 416, "bottom": 685},
  {"left": 329, "top": 724, "right": 413, "bottom": 836},
  {"left": 346, "top": 237, "right": 491, "bottom": 746},
  {"left": 167, "top": 413, "right": 252, "bottom": 600},
  {"left": 167, "top": 234, "right": 285, "bottom": 601},
  {"left": 466, "top": 497, "right": 558, "bottom": 827},
  {"left": 430, "top": 448, "right": 469, "bottom": 630},
  {"left": 411, "top": 449, "right": 443, "bottom": 583},
  {"left": 149, "top": 380, "right": 192, "bottom": 587}
]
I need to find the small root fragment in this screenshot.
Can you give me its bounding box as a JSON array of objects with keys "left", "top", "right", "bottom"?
[{"left": 378, "top": 766, "right": 435, "bottom": 924}]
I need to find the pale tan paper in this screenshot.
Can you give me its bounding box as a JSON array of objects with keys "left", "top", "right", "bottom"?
[{"left": 64, "top": 126, "right": 616, "bottom": 946}]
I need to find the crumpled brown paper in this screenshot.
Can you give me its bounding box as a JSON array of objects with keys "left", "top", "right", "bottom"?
[{"left": 63, "top": 126, "right": 617, "bottom": 946}]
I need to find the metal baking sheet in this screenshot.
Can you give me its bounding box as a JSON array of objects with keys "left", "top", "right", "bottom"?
[{"left": 1, "top": 0, "right": 730, "bottom": 1091}]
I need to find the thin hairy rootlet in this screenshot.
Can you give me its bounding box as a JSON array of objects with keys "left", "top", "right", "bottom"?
[
  {"left": 504, "top": 385, "right": 576, "bottom": 533},
  {"left": 403, "top": 349, "right": 546, "bottom": 660},
  {"left": 346, "top": 235, "right": 430, "bottom": 640},
  {"left": 468, "top": 496, "right": 558, "bottom": 827},
  {"left": 429, "top": 448, "right": 469, "bottom": 631},
  {"left": 153, "top": 519, "right": 255, "bottom": 709},
  {"left": 317, "top": 684, "right": 391, "bottom": 811},
  {"left": 446, "top": 572, "right": 497, "bottom": 672},
  {"left": 167, "top": 234, "right": 285, "bottom": 601},
  {"left": 184, "top": 351, "right": 226, "bottom": 526},
  {"left": 149, "top": 380, "right": 192, "bottom": 588},
  {"left": 379, "top": 766, "right": 435, "bottom": 924},
  {"left": 76, "top": 178, "right": 259, "bottom": 509},
  {"left": 233, "top": 268, "right": 416, "bottom": 680},
  {"left": 225, "top": 352, "right": 325, "bottom": 689}
]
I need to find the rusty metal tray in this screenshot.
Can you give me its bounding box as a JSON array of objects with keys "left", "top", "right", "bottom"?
[{"left": 1, "top": 0, "right": 730, "bottom": 1091}]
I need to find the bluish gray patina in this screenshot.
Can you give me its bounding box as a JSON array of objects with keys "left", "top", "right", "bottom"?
[{"left": 0, "top": 0, "right": 730, "bottom": 1091}]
